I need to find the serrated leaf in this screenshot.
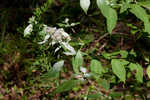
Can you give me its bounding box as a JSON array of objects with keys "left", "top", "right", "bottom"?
[
  {"left": 147, "top": 65, "right": 150, "bottom": 79},
  {"left": 72, "top": 50, "right": 83, "bottom": 74},
  {"left": 97, "top": 0, "right": 117, "bottom": 33},
  {"left": 130, "top": 4, "right": 150, "bottom": 34},
  {"left": 80, "top": 0, "right": 90, "bottom": 14},
  {"left": 111, "top": 59, "right": 126, "bottom": 82},
  {"left": 90, "top": 59, "right": 103, "bottom": 75},
  {"left": 128, "top": 63, "right": 143, "bottom": 83},
  {"left": 54, "top": 80, "right": 78, "bottom": 93}
]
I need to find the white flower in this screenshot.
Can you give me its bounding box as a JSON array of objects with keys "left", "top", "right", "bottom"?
[
  {"left": 70, "top": 23, "right": 76, "bottom": 26},
  {"left": 54, "top": 46, "right": 61, "bottom": 53},
  {"left": 80, "top": 67, "right": 87, "bottom": 74},
  {"left": 64, "top": 18, "right": 69, "bottom": 23},
  {"left": 61, "top": 42, "right": 76, "bottom": 55},
  {"left": 24, "top": 24, "right": 33, "bottom": 37},
  {"left": 46, "top": 26, "right": 56, "bottom": 34},
  {"left": 37, "top": 25, "right": 76, "bottom": 56},
  {"left": 84, "top": 73, "right": 91, "bottom": 78},
  {"left": 38, "top": 34, "right": 50, "bottom": 44}
]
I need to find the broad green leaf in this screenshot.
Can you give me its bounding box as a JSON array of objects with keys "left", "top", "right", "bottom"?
[
  {"left": 130, "top": 4, "right": 150, "bottom": 34},
  {"left": 119, "top": 59, "right": 129, "bottom": 66},
  {"left": 110, "top": 92, "right": 122, "bottom": 99},
  {"left": 101, "top": 52, "right": 111, "bottom": 59},
  {"left": 72, "top": 50, "right": 83, "bottom": 74},
  {"left": 146, "top": 65, "right": 150, "bottom": 79},
  {"left": 125, "top": 0, "right": 133, "bottom": 3},
  {"left": 80, "top": 0, "right": 90, "bottom": 14},
  {"left": 90, "top": 59, "right": 103, "bottom": 75},
  {"left": 128, "top": 63, "right": 143, "bottom": 83},
  {"left": 53, "top": 60, "right": 64, "bottom": 71},
  {"left": 111, "top": 59, "right": 126, "bottom": 82},
  {"left": 138, "top": 1, "right": 150, "bottom": 10},
  {"left": 97, "top": 0, "right": 117, "bottom": 33},
  {"left": 120, "top": 3, "right": 130, "bottom": 13},
  {"left": 87, "top": 93, "right": 101, "bottom": 99},
  {"left": 101, "top": 50, "right": 128, "bottom": 59},
  {"left": 54, "top": 80, "right": 78, "bottom": 93},
  {"left": 120, "top": 50, "right": 128, "bottom": 58},
  {"left": 101, "top": 79, "right": 110, "bottom": 90},
  {"left": 41, "top": 60, "right": 64, "bottom": 78}
]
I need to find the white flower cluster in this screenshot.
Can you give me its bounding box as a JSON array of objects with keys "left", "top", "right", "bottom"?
[
  {"left": 24, "top": 24, "right": 33, "bottom": 37},
  {"left": 24, "top": 21, "right": 76, "bottom": 55},
  {"left": 24, "top": 16, "right": 37, "bottom": 37},
  {"left": 38, "top": 25, "right": 76, "bottom": 55}
]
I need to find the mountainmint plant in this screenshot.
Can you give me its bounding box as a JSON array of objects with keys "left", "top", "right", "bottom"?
[{"left": 24, "top": 17, "right": 76, "bottom": 56}]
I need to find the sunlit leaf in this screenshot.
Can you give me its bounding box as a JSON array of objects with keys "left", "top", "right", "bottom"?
[
  {"left": 146, "top": 65, "right": 150, "bottom": 79},
  {"left": 97, "top": 0, "right": 117, "bottom": 33},
  {"left": 120, "top": 50, "right": 128, "bottom": 58},
  {"left": 80, "top": 0, "right": 90, "bottom": 14},
  {"left": 130, "top": 4, "right": 150, "bottom": 34},
  {"left": 111, "top": 59, "right": 126, "bottom": 82},
  {"left": 120, "top": 3, "right": 130, "bottom": 13},
  {"left": 90, "top": 59, "right": 103, "bottom": 75},
  {"left": 138, "top": 1, "right": 150, "bottom": 10},
  {"left": 41, "top": 60, "right": 64, "bottom": 78},
  {"left": 72, "top": 50, "right": 83, "bottom": 74},
  {"left": 53, "top": 60, "right": 64, "bottom": 71},
  {"left": 126, "top": 0, "right": 133, "bottom": 3}
]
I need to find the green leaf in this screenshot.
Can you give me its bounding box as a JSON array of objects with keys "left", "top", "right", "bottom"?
[
  {"left": 97, "top": 0, "right": 117, "bottom": 33},
  {"left": 80, "top": 0, "right": 90, "bottom": 14},
  {"left": 111, "top": 59, "right": 126, "bottom": 82},
  {"left": 120, "top": 3, "right": 130, "bottom": 13},
  {"left": 120, "top": 50, "right": 128, "bottom": 58},
  {"left": 54, "top": 80, "right": 79, "bottom": 93},
  {"left": 119, "top": 59, "right": 129, "bottom": 66},
  {"left": 101, "top": 79, "right": 110, "bottom": 90},
  {"left": 53, "top": 60, "right": 64, "bottom": 71},
  {"left": 125, "top": 0, "right": 133, "bottom": 3},
  {"left": 128, "top": 63, "right": 143, "bottom": 83},
  {"left": 110, "top": 92, "right": 122, "bottom": 99},
  {"left": 146, "top": 65, "right": 150, "bottom": 79},
  {"left": 138, "top": 1, "right": 150, "bottom": 10},
  {"left": 41, "top": 60, "right": 64, "bottom": 79},
  {"left": 72, "top": 50, "right": 83, "bottom": 74},
  {"left": 130, "top": 4, "right": 150, "bottom": 34},
  {"left": 90, "top": 59, "right": 103, "bottom": 75},
  {"left": 87, "top": 93, "right": 101, "bottom": 99}
]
